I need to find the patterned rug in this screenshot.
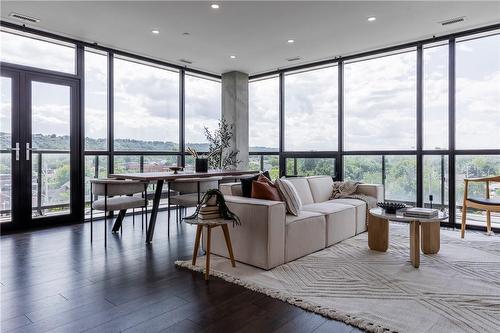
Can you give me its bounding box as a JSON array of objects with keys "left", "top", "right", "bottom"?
[{"left": 175, "top": 224, "right": 500, "bottom": 333}]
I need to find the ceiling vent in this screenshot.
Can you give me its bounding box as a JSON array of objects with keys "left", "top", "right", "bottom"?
[
  {"left": 9, "top": 12, "right": 40, "bottom": 23},
  {"left": 287, "top": 56, "right": 301, "bottom": 62},
  {"left": 179, "top": 59, "right": 193, "bottom": 64},
  {"left": 440, "top": 16, "right": 465, "bottom": 26}
]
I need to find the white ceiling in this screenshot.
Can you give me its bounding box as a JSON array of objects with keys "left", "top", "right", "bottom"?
[{"left": 1, "top": 1, "right": 500, "bottom": 75}]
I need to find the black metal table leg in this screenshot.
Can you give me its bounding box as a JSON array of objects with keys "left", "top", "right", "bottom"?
[
  {"left": 146, "top": 180, "right": 164, "bottom": 243},
  {"left": 112, "top": 209, "right": 127, "bottom": 232},
  {"left": 167, "top": 181, "right": 171, "bottom": 237}
]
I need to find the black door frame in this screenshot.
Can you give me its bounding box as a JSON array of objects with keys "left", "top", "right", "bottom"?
[
  {"left": 1, "top": 65, "right": 83, "bottom": 230},
  {"left": 1, "top": 68, "right": 22, "bottom": 227}
]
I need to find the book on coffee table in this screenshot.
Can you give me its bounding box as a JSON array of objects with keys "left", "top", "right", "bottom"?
[{"left": 403, "top": 207, "right": 439, "bottom": 218}]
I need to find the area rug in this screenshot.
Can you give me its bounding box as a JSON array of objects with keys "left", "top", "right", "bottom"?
[{"left": 175, "top": 224, "right": 500, "bottom": 333}]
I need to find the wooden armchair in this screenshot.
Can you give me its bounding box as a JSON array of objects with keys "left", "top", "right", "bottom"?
[{"left": 461, "top": 176, "right": 500, "bottom": 238}]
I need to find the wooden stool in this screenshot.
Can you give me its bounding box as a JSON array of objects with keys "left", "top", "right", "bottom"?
[{"left": 185, "top": 218, "right": 235, "bottom": 280}]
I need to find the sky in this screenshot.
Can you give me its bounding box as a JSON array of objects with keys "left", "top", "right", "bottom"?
[{"left": 1, "top": 29, "right": 499, "bottom": 153}]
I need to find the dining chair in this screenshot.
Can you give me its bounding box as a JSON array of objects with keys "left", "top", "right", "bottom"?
[
  {"left": 461, "top": 175, "right": 500, "bottom": 238},
  {"left": 168, "top": 176, "right": 223, "bottom": 236},
  {"left": 90, "top": 179, "right": 149, "bottom": 247}
]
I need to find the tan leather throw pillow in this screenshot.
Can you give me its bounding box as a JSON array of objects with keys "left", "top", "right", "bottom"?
[{"left": 251, "top": 176, "right": 282, "bottom": 201}]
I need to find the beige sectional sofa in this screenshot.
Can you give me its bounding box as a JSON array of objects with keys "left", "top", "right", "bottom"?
[{"left": 202, "top": 175, "right": 384, "bottom": 270}]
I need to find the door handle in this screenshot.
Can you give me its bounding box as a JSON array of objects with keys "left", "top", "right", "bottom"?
[
  {"left": 26, "top": 143, "right": 32, "bottom": 161},
  {"left": 11, "top": 142, "right": 20, "bottom": 161}
]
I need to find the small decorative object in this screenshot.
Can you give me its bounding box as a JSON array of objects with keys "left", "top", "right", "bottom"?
[
  {"left": 377, "top": 202, "right": 406, "bottom": 214},
  {"left": 429, "top": 194, "right": 433, "bottom": 209},
  {"left": 195, "top": 158, "right": 208, "bottom": 173},
  {"left": 186, "top": 147, "right": 220, "bottom": 173},
  {"left": 168, "top": 166, "right": 183, "bottom": 174},
  {"left": 185, "top": 189, "right": 241, "bottom": 226}
]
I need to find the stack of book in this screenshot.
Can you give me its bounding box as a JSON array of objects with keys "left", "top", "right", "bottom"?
[
  {"left": 198, "top": 205, "right": 221, "bottom": 220},
  {"left": 403, "top": 207, "right": 439, "bottom": 218}
]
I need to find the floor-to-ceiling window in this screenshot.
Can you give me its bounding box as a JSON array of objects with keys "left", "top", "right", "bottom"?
[
  {"left": 249, "top": 76, "right": 280, "bottom": 178},
  {"left": 455, "top": 31, "right": 500, "bottom": 227},
  {"left": 283, "top": 65, "right": 338, "bottom": 177},
  {"left": 1, "top": 29, "right": 78, "bottom": 223},
  {"left": 344, "top": 49, "right": 417, "bottom": 204},
  {"left": 184, "top": 74, "right": 221, "bottom": 169}
]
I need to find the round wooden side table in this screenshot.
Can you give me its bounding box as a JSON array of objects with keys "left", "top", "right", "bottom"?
[{"left": 183, "top": 217, "right": 236, "bottom": 280}]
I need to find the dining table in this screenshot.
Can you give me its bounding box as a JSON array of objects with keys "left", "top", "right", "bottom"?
[{"left": 109, "top": 170, "right": 259, "bottom": 243}]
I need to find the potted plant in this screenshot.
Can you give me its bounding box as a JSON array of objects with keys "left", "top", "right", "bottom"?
[{"left": 186, "top": 147, "right": 220, "bottom": 173}]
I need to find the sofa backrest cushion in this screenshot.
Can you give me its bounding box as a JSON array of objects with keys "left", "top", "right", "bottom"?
[
  {"left": 307, "top": 176, "right": 334, "bottom": 203},
  {"left": 285, "top": 177, "right": 314, "bottom": 205}
]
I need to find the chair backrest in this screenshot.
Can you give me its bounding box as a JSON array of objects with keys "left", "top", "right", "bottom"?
[
  {"left": 91, "top": 179, "right": 146, "bottom": 196},
  {"left": 170, "top": 176, "right": 222, "bottom": 194}
]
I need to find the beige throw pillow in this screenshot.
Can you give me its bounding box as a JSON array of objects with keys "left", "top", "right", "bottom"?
[{"left": 275, "top": 178, "right": 302, "bottom": 216}]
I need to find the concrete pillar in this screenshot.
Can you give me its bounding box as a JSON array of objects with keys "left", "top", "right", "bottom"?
[{"left": 221, "top": 71, "right": 249, "bottom": 169}]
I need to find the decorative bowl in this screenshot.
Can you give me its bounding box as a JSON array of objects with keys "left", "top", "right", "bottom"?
[
  {"left": 168, "top": 166, "right": 183, "bottom": 174},
  {"left": 377, "top": 202, "right": 406, "bottom": 214}
]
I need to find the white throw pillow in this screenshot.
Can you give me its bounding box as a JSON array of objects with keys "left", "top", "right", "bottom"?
[{"left": 275, "top": 178, "right": 302, "bottom": 216}]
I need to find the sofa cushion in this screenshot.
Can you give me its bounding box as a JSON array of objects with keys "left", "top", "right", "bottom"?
[
  {"left": 302, "top": 202, "right": 356, "bottom": 246},
  {"left": 251, "top": 176, "right": 282, "bottom": 201},
  {"left": 307, "top": 176, "right": 334, "bottom": 203},
  {"left": 286, "top": 177, "right": 314, "bottom": 205},
  {"left": 329, "top": 198, "right": 367, "bottom": 234},
  {"left": 285, "top": 211, "right": 326, "bottom": 262},
  {"left": 276, "top": 178, "right": 302, "bottom": 216},
  {"left": 240, "top": 171, "right": 270, "bottom": 197}
]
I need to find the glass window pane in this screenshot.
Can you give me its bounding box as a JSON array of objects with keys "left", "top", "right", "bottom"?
[
  {"left": 423, "top": 155, "right": 449, "bottom": 211},
  {"left": 85, "top": 49, "right": 108, "bottom": 151},
  {"left": 285, "top": 157, "right": 335, "bottom": 177},
  {"left": 114, "top": 57, "right": 179, "bottom": 151},
  {"left": 456, "top": 33, "right": 500, "bottom": 149},
  {"left": 344, "top": 51, "right": 417, "bottom": 151},
  {"left": 143, "top": 156, "right": 178, "bottom": 172},
  {"left": 456, "top": 155, "right": 500, "bottom": 228},
  {"left": 344, "top": 155, "right": 383, "bottom": 184},
  {"left": 385, "top": 155, "right": 416, "bottom": 204},
  {"left": 1, "top": 77, "right": 12, "bottom": 222},
  {"left": 284, "top": 66, "right": 338, "bottom": 151},
  {"left": 185, "top": 75, "right": 221, "bottom": 151},
  {"left": 114, "top": 155, "right": 141, "bottom": 173},
  {"left": 249, "top": 155, "right": 280, "bottom": 180},
  {"left": 0, "top": 30, "right": 75, "bottom": 74},
  {"left": 249, "top": 77, "right": 279, "bottom": 152},
  {"left": 84, "top": 155, "right": 108, "bottom": 201},
  {"left": 423, "top": 43, "right": 448, "bottom": 150},
  {"left": 32, "top": 153, "right": 71, "bottom": 217},
  {"left": 32, "top": 82, "right": 70, "bottom": 150}
]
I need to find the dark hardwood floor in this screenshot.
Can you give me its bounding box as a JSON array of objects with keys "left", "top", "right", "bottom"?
[{"left": 1, "top": 211, "right": 363, "bottom": 333}]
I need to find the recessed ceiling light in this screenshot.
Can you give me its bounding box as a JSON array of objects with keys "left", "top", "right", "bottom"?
[
  {"left": 230, "top": 55, "right": 236, "bottom": 59},
  {"left": 367, "top": 16, "right": 376, "bottom": 22},
  {"left": 182, "top": 32, "right": 190, "bottom": 36},
  {"left": 211, "top": 3, "right": 219, "bottom": 9},
  {"left": 151, "top": 29, "right": 160, "bottom": 34},
  {"left": 287, "top": 39, "right": 295, "bottom": 44}
]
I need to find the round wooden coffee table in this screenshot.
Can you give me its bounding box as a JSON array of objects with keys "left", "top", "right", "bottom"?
[
  {"left": 368, "top": 208, "right": 448, "bottom": 268},
  {"left": 183, "top": 217, "right": 236, "bottom": 280}
]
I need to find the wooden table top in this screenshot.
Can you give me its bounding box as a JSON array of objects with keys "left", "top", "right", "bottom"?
[{"left": 109, "top": 170, "right": 258, "bottom": 181}]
